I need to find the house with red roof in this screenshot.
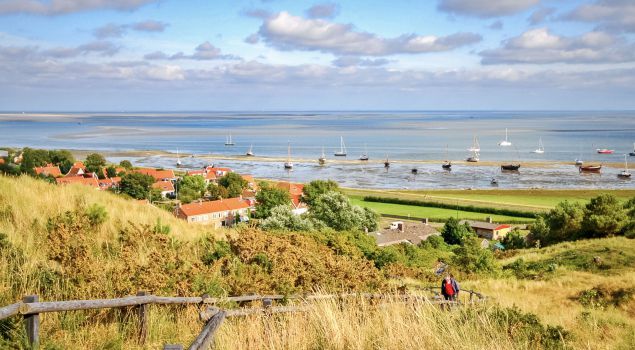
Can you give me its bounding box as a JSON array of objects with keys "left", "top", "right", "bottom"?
[
  {"left": 152, "top": 180, "right": 176, "bottom": 198},
  {"left": 460, "top": 219, "right": 512, "bottom": 240},
  {"left": 66, "top": 161, "right": 86, "bottom": 177},
  {"left": 56, "top": 176, "right": 100, "bottom": 189},
  {"left": 133, "top": 168, "right": 176, "bottom": 182},
  {"left": 34, "top": 164, "right": 62, "bottom": 177},
  {"left": 276, "top": 182, "right": 308, "bottom": 215},
  {"left": 98, "top": 177, "right": 121, "bottom": 190},
  {"left": 175, "top": 197, "right": 250, "bottom": 228},
  {"left": 205, "top": 166, "right": 232, "bottom": 177}
]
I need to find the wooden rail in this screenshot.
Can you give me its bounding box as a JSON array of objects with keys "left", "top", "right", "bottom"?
[{"left": 0, "top": 289, "right": 487, "bottom": 349}]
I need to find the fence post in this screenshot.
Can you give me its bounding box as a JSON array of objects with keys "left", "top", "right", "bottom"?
[
  {"left": 23, "top": 295, "right": 39, "bottom": 349},
  {"left": 163, "top": 345, "right": 183, "bottom": 350},
  {"left": 137, "top": 291, "right": 148, "bottom": 344}
]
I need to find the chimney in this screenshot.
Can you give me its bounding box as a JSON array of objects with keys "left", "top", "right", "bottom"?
[{"left": 486, "top": 216, "right": 493, "bottom": 223}]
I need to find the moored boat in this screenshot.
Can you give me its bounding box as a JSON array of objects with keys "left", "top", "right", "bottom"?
[
  {"left": 498, "top": 128, "right": 512, "bottom": 147},
  {"left": 284, "top": 142, "right": 293, "bottom": 169},
  {"left": 334, "top": 136, "right": 347, "bottom": 156},
  {"left": 359, "top": 143, "right": 369, "bottom": 161},
  {"left": 318, "top": 147, "right": 326, "bottom": 165},
  {"left": 442, "top": 145, "right": 451, "bottom": 170},
  {"left": 501, "top": 164, "right": 520, "bottom": 171},
  {"left": 579, "top": 164, "right": 602, "bottom": 173},
  {"left": 596, "top": 148, "right": 614, "bottom": 154},
  {"left": 618, "top": 154, "right": 631, "bottom": 179},
  {"left": 225, "top": 133, "right": 235, "bottom": 146},
  {"left": 532, "top": 137, "right": 544, "bottom": 154},
  {"left": 384, "top": 155, "right": 390, "bottom": 168},
  {"left": 630, "top": 143, "right": 635, "bottom": 156},
  {"left": 246, "top": 144, "right": 254, "bottom": 156}
]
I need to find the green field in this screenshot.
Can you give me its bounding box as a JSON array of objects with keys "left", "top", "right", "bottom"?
[
  {"left": 349, "top": 197, "right": 533, "bottom": 223},
  {"left": 345, "top": 188, "right": 635, "bottom": 212}
]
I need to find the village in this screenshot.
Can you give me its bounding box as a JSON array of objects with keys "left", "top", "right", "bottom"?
[{"left": 0, "top": 147, "right": 516, "bottom": 248}]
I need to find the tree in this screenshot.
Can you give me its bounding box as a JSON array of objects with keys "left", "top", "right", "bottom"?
[
  {"left": 623, "top": 198, "right": 635, "bottom": 238},
  {"left": 501, "top": 228, "right": 527, "bottom": 250},
  {"left": 178, "top": 175, "right": 206, "bottom": 203},
  {"left": 452, "top": 235, "right": 498, "bottom": 275},
  {"left": 119, "top": 173, "right": 155, "bottom": 200},
  {"left": 48, "top": 150, "right": 74, "bottom": 174},
  {"left": 260, "top": 205, "right": 315, "bottom": 231},
  {"left": 310, "top": 191, "right": 378, "bottom": 232},
  {"left": 544, "top": 201, "right": 585, "bottom": 242},
  {"left": 218, "top": 173, "right": 248, "bottom": 198},
  {"left": 106, "top": 166, "right": 118, "bottom": 178},
  {"left": 302, "top": 180, "right": 341, "bottom": 207},
  {"left": 85, "top": 153, "right": 107, "bottom": 178},
  {"left": 582, "top": 194, "right": 627, "bottom": 238},
  {"left": 20, "top": 147, "right": 51, "bottom": 175},
  {"left": 119, "top": 160, "right": 133, "bottom": 170},
  {"left": 254, "top": 183, "right": 291, "bottom": 219},
  {"left": 440, "top": 217, "right": 473, "bottom": 245},
  {"left": 207, "top": 183, "right": 229, "bottom": 200}
]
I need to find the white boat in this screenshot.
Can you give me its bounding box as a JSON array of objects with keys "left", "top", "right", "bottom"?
[
  {"left": 498, "top": 128, "right": 512, "bottom": 147},
  {"left": 359, "top": 143, "right": 369, "bottom": 161},
  {"left": 334, "top": 136, "right": 347, "bottom": 156},
  {"left": 246, "top": 144, "right": 254, "bottom": 156},
  {"left": 532, "top": 137, "right": 544, "bottom": 154},
  {"left": 225, "top": 134, "right": 235, "bottom": 146},
  {"left": 318, "top": 147, "right": 326, "bottom": 165},
  {"left": 176, "top": 149, "right": 183, "bottom": 167},
  {"left": 284, "top": 142, "right": 293, "bottom": 169},
  {"left": 467, "top": 135, "right": 480, "bottom": 152},
  {"left": 618, "top": 154, "right": 631, "bottom": 178},
  {"left": 442, "top": 144, "right": 451, "bottom": 169},
  {"left": 629, "top": 142, "right": 635, "bottom": 157}
]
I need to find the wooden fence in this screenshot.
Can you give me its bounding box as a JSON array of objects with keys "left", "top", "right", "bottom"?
[{"left": 0, "top": 288, "right": 486, "bottom": 349}]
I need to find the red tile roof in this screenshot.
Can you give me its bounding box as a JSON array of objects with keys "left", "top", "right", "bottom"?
[
  {"left": 276, "top": 182, "right": 304, "bottom": 207},
  {"left": 98, "top": 177, "right": 121, "bottom": 189},
  {"left": 178, "top": 198, "right": 250, "bottom": 217},
  {"left": 187, "top": 170, "right": 205, "bottom": 176},
  {"left": 56, "top": 176, "right": 99, "bottom": 189},
  {"left": 35, "top": 164, "right": 62, "bottom": 177},
  {"left": 152, "top": 180, "right": 175, "bottom": 192},
  {"left": 66, "top": 162, "right": 86, "bottom": 177},
  {"left": 133, "top": 168, "right": 175, "bottom": 181},
  {"left": 0, "top": 159, "right": 4, "bottom": 165}
]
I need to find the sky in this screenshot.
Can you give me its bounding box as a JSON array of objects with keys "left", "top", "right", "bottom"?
[{"left": 0, "top": 0, "right": 634, "bottom": 111}]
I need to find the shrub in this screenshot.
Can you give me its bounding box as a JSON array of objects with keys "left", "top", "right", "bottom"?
[
  {"left": 86, "top": 204, "right": 108, "bottom": 226},
  {"left": 485, "top": 305, "right": 569, "bottom": 349}
]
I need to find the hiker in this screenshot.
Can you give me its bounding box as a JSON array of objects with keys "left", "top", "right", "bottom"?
[
  {"left": 441, "top": 275, "right": 456, "bottom": 301},
  {"left": 450, "top": 274, "right": 460, "bottom": 300}
]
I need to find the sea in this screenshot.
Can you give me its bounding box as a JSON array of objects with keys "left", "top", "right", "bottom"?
[{"left": 1, "top": 111, "right": 634, "bottom": 190}]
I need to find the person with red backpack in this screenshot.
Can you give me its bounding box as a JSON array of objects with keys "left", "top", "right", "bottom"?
[{"left": 441, "top": 275, "right": 456, "bottom": 301}]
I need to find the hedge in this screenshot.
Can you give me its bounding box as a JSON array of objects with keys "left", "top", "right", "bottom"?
[{"left": 363, "top": 196, "right": 537, "bottom": 219}]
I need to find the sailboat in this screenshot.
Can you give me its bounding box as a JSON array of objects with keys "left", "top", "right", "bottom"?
[
  {"left": 245, "top": 144, "right": 254, "bottom": 156},
  {"left": 176, "top": 149, "right": 183, "bottom": 167},
  {"left": 532, "top": 137, "right": 545, "bottom": 154},
  {"left": 359, "top": 144, "right": 369, "bottom": 161},
  {"left": 318, "top": 147, "right": 326, "bottom": 165},
  {"left": 466, "top": 136, "right": 480, "bottom": 162},
  {"left": 284, "top": 142, "right": 293, "bottom": 169},
  {"left": 384, "top": 155, "right": 390, "bottom": 168},
  {"left": 225, "top": 134, "right": 235, "bottom": 146},
  {"left": 575, "top": 144, "right": 584, "bottom": 165},
  {"left": 630, "top": 143, "right": 635, "bottom": 157},
  {"left": 618, "top": 154, "right": 631, "bottom": 178},
  {"left": 442, "top": 144, "right": 451, "bottom": 170},
  {"left": 498, "top": 128, "right": 512, "bottom": 147},
  {"left": 334, "top": 136, "right": 347, "bottom": 156}
]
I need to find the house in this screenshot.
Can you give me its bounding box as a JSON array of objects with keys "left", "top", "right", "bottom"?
[
  {"left": 66, "top": 161, "right": 86, "bottom": 177},
  {"left": 276, "top": 182, "right": 307, "bottom": 215},
  {"left": 152, "top": 180, "right": 176, "bottom": 198},
  {"left": 56, "top": 176, "right": 100, "bottom": 189},
  {"left": 133, "top": 168, "right": 176, "bottom": 182},
  {"left": 175, "top": 197, "right": 250, "bottom": 228},
  {"left": 98, "top": 177, "right": 121, "bottom": 190},
  {"left": 241, "top": 174, "right": 256, "bottom": 189},
  {"left": 0, "top": 158, "right": 4, "bottom": 165},
  {"left": 460, "top": 219, "right": 512, "bottom": 240},
  {"left": 369, "top": 220, "right": 439, "bottom": 247},
  {"left": 241, "top": 189, "right": 257, "bottom": 207},
  {"left": 0, "top": 150, "right": 8, "bottom": 162},
  {"left": 34, "top": 164, "right": 63, "bottom": 177},
  {"left": 205, "top": 166, "right": 232, "bottom": 177}
]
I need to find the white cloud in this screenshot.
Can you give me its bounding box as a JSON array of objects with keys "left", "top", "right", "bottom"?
[
  {"left": 93, "top": 20, "right": 168, "bottom": 39},
  {"left": 562, "top": 0, "right": 635, "bottom": 32},
  {"left": 480, "top": 28, "right": 635, "bottom": 64},
  {"left": 437, "top": 0, "right": 539, "bottom": 18},
  {"left": 252, "top": 11, "right": 481, "bottom": 56},
  {"left": 306, "top": 2, "right": 339, "bottom": 19},
  {"left": 144, "top": 41, "right": 240, "bottom": 61},
  {"left": 0, "top": 0, "right": 157, "bottom": 15},
  {"left": 528, "top": 7, "right": 555, "bottom": 25}
]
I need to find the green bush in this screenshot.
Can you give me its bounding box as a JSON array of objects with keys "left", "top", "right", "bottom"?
[{"left": 86, "top": 204, "right": 108, "bottom": 226}]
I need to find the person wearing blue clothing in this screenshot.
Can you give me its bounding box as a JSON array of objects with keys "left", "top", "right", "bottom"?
[{"left": 450, "top": 274, "right": 460, "bottom": 301}]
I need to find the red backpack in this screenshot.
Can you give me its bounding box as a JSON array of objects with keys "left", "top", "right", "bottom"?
[{"left": 444, "top": 281, "right": 455, "bottom": 295}]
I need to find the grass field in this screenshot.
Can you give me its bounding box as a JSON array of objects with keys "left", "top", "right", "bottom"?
[
  {"left": 345, "top": 188, "right": 635, "bottom": 212},
  {"left": 349, "top": 196, "right": 532, "bottom": 223}
]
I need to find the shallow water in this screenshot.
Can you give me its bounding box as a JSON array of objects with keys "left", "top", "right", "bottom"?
[{"left": 3, "top": 111, "right": 634, "bottom": 189}]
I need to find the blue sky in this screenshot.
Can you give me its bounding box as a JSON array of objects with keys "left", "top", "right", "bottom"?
[{"left": 0, "top": 0, "right": 634, "bottom": 110}]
